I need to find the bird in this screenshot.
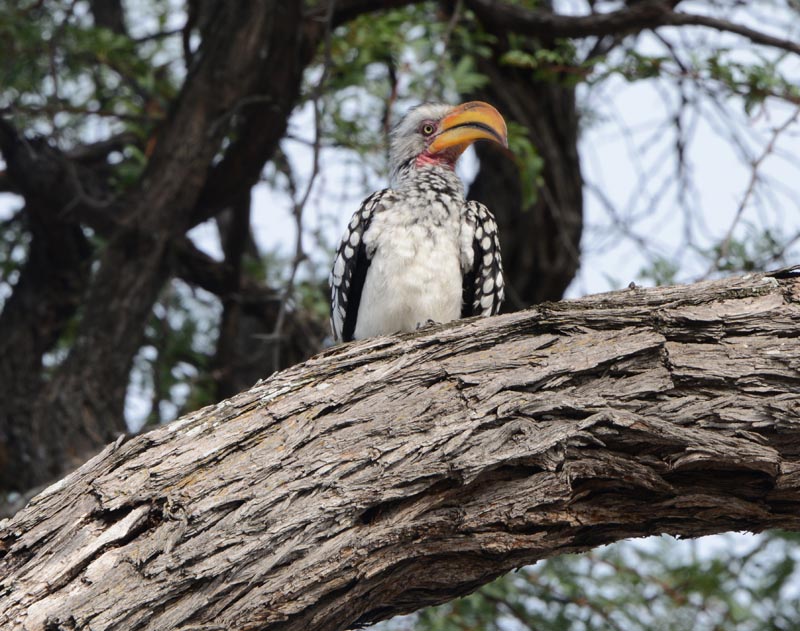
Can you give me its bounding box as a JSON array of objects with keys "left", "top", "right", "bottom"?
[{"left": 329, "top": 101, "right": 507, "bottom": 343}]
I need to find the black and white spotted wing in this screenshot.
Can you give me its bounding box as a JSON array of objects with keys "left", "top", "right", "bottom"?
[
  {"left": 461, "top": 200, "right": 504, "bottom": 317},
  {"left": 329, "top": 190, "right": 390, "bottom": 343}
]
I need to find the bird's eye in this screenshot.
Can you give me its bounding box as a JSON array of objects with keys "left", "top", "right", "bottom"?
[{"left": 421, "top": 123, "right": 435, "bottom": 136}]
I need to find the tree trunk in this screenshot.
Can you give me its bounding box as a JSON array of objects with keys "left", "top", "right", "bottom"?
[
  {"left": 0, "top": 2, "right": 314, "bottom": 492},
  {"left": 1, "top": 269, "right": 799, "bottom": 631},
  {"left": 467, "top": 4, "right": 584, "bottom": 309},
  {"left": 0, "top": 202, "right": 92, "bottom": 491}
]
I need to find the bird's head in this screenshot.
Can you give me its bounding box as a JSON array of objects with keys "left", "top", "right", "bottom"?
[{"left": 389, "top": 101, "right": 508, "bottom": 181}]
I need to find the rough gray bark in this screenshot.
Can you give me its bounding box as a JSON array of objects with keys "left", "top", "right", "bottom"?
[{"left": 1, "top": 269, "right": 799, "bottom": 631}]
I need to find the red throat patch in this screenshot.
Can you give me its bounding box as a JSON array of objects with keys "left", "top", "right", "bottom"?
[{"left": 415, "top": 152, "right": 456, "bottom": 170}]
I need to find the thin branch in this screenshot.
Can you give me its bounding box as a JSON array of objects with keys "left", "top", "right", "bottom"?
[
  {"left": 131, "top": 27, "right": 183, "bottom": 44},
  {"left": 423, "top": 0, "right": 463, "bottom": 102},
  {"left": 266, "top": 1, "right": 337, "bottom": 367},
  {"left": 703, "top": 106, "right": 800, "bottom": 277},
  {"left": 1, "top": 101, "right": 157, "bottom": 124},
  {"left": 65, "top": 131, "right": 140, "bottom": 162}
]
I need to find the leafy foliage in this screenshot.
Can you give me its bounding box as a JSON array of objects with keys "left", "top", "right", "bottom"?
[
  {"left": 380, "top": 533, "right": 800, "bottom": 631},
  {"left": 507, "top": 121, "right": 544, "bottom": 209},
  {"left": 639, "top": 256, "right": 680, "bottom": 287},
  {"left": 710, "top": 226, "right": 794, "bottom": 273},
  {"left": 0, "top": 0, "right": 176, "bottom": 144}
]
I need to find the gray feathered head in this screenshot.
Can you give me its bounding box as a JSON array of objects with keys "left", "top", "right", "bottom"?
[{"left": 388, "top": 101, "right": 508, "bottom": 182}]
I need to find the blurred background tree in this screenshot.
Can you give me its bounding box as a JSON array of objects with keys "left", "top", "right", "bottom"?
[{"left": 1, "top": 0, "right": 799, "bottom": 628}]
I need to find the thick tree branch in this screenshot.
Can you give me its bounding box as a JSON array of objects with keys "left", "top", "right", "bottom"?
[
  {"left": 0, "top": 120, "right": 99, "bottom": 490},
  {"left": 0, "top": 117, "right": 121, "bottom": 233},
  {"left": 306, "top": 0, "right": 426, "bottom": 29},
  {"left": 663, "top": 11, "right": 800, "bottom": 56},
  {"left": 1, "top": 270, "right": 799, "bottom": 631},
  {"left": 0, "top": 200, "right": 92, "bottom": 490},
  {"left": 171, "top": 236, "right": 237, "bottom": 297},
  {"left": 467, "top": 0, "right": 679, "bottom": 39},
  {"left": 87, "top": 0, "right": 127, "bottom": 36},
  {"left": 0, "top": 171, "right": 19, "bottom": 193},
  {"left": 466, "top": 0, "right": 800, "bottom": 56}
]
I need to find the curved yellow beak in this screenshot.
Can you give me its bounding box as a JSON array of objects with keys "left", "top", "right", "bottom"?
[{"left": 428, "top": 101, "right": 508, "bottom": 156}]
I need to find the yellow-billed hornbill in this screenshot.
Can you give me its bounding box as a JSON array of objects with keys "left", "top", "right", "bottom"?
[{"left": 330, "top": 101, "right": 507, "bottom": 342}]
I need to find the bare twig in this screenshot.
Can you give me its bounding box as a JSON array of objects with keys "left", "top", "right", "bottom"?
[
  {"left": 584, "top": 178, "right": 668, "bottom": 267},
  {"left": 45, "top": 0, "right": 81, "bottom": 144},
  {"left": 423, "top": 0, "right": 463, "bottom": 102},
  {"left": 703, "top": 106, "right": 800, "bottom": 278},
  {"left": 266, "top": 0, "right": 337, "bottom": 368},
  {"left": 382, "top": 58, "right": 399, "bottom": 142},
  {"left": 131, "top": 27, "right": 183, "bottom": 44},
  {"left": 1, "top": 101, "right": 156, "bottom": 124}
]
